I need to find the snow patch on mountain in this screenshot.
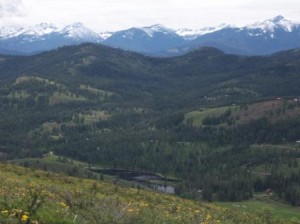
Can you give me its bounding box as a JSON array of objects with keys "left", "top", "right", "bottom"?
[
  {"left": 0, "top": 26, "right": 23, "bottom": 39},
  {"left": 246, "top": 15, "right": 299, "bottom": 33},
  {"left": 176, "top": 24, "right": 232, "bottom": 40},
  {"left": 99, "top": 32, "right": 114, "bottom": 40},
  {"left": 0, "top": 23, "right": 59, "bottom": 40},
  {"left": 26, "top": 23, "right": 59, "bottom": 35},
  {"left": 62, "top": 22, "right": 101, "bottom": 41},
  {"left": 140, "top": 24, "right": 176, "bottom": 37},
  {"left": 0, "top": 22, "right": 102, "bottom": 42}
]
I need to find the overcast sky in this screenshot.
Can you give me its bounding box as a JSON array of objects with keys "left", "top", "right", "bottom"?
[{"left": 1, "top": 0, "right": 300, "bottom": 32}]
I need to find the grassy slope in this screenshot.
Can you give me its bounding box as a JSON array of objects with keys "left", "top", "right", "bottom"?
[
  {"left": 0, "top": 163, "right": 296, "bottom": 224},
  {"left": 183, "top": 106, "right": 238, "bottom": 126},
  {"left": 10, "top": 156, "right": 87, "bottom": 177},
  {"left": 217, "top": 197, "right": 300, "bottom": 221},
  {"left": 184, "top": 100, "right": 300, "bottom": 127}
]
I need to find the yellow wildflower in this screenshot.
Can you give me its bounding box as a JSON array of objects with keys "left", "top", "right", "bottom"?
[
  {"left": 1, "top": 210, "right": 8, "bottom": 215},
  {"left": 127, "top": 209, "right": 135, "bottom": 212},
  {"left": 21, "top": 214, "right": 29, "bottom": 221},
  {"left": 206, "top": 214, "right": 212, "bottom": 221},
  {"left": 59, "top": 202, "right": 68, "bottom": 208}
]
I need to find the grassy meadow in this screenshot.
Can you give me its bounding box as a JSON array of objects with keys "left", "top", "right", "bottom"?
[
  {"left": 217, "top": 197, "right": 300, "bottom": 221},
  {"left": 0, "top": 163, "right": 299, "bottom": 224}
]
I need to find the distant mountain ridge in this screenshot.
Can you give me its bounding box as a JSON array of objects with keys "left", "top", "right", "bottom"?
[
  {"left": 1, "top": 15, "right": 300, "bottom": 56},
  {"left": 104, "top": 24, "right": 185, "bottom": 53},
  {"left": 173, "top": 15, "right": 300, "bottom": 56},
  {"left": 0, "top": 22, "right": 103, "bottom": 54}
]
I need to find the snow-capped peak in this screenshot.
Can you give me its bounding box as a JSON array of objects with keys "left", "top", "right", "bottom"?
[
  {"left": 0, "top": 25, "right": 23, "bottom": 38},
  {"left": 63, "top": 22, "right": 86, "bottom": 31},
  {"left": 24, "top": 23, "right": 59, "bottom": 36},
  {"left": 0, "top": 23, "right": 58, "bottom": 39},
  {"left": 140, "top": 24, "right": 176, "bottom": 37},
  {"left": 0, "top": 22, "right": 103, "bottom": 42},
  {"left": 246, "top": 15, "right": 299, "bottom": 32},
  {"left": 61, "top": 22, "right": 102, "bottom": 41},
  {"left": 176, "top": 23, "right": 232, "bottom": 40}
]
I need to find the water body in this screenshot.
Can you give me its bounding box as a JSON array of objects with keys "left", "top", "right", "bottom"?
[
  {"left": 89, "top": 167, "right": 178, "bottom": 194},
  {"left": 151, "top": 184, "right": 175, "bottom": 194}
]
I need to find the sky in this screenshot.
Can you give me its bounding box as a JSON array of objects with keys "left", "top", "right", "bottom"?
[{"left": 0, "top": 0, "right": 300, "bottom": 32}]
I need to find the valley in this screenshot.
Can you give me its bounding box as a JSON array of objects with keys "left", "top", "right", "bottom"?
[{"left": 0, "top": 43, "right": 300, "bottom": 222}]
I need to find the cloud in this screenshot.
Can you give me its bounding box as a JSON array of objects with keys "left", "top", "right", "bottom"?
[
  {"left": 0, "top": 0, "right": 26, "bottom": 18},
  {"left": 1, "top": 0, "right": 300, "bottom": 31}
]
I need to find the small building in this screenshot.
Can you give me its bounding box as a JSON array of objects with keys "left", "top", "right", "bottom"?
[
  {"left": 265, "top": 188, "right": 272, "bottom": 196},
  {"left": 43, "top": 151, "right": 54, "bottom": 157}
]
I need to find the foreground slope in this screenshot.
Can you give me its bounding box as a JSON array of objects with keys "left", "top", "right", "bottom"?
[{"left": 0, "top": 163, "right": 296, "bottom": 224}]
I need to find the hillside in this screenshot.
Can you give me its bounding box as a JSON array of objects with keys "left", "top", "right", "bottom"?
[
  {"left": 0, "top": 163, "right": 298, "bottom": 224},
  {"left": 0, "top": 44, "right": 299, "bottom": 207},
  {"left": 2, "top": 44, "right": 300, "bottom": 109}
]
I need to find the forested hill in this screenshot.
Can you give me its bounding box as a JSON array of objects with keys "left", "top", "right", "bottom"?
[
  {"left": 1, "top": 44, "right": 300, "bottom": 110},
  {"left": 1, "top": 44, "right": 300, "bottom": 206}
]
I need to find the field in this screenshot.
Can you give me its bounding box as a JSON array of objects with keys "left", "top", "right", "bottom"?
[
  {"left": 183, "top": 106, "right": 238, "bottom": 126},
  {"left": 184, "top": 100, "right": 300, "bottom": 127},
  {"left": 15, "top": 76, "right": 59, "bottom": 86},
  {"left": 217, "top": 197, "right": 300, "bottom": 221},
  {"left": 248, "top": 144, "right": 300, "bottom": 177},
  {"left": 231, "top": 100, "right": 300, "bottom": 124},
  {"left": 79, "top": 84, "right": 114, "bottom": 98},
  {"left": 0, "top": 163, "right": 297, "bottom": 224},
  {"left": 10, "top": 155, "right": 88, "bottom": 177},
  {"left": 49, "top": 92, "right": 87, "bottom": 105},
  {"left": 78, "top": 110, "right": 110, "bottom": 125},
  {"left": 6, "top": 91, "right": 30, "bottom": 100}
]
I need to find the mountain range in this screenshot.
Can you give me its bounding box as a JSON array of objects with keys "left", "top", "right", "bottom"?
[{"left": 1, "top": 15, "right": 300, "bottom": 56}]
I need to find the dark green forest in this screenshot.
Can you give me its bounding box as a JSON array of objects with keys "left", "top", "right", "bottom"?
[{"left": 0, "top": 44, "right": 300, "bottom": 205}]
